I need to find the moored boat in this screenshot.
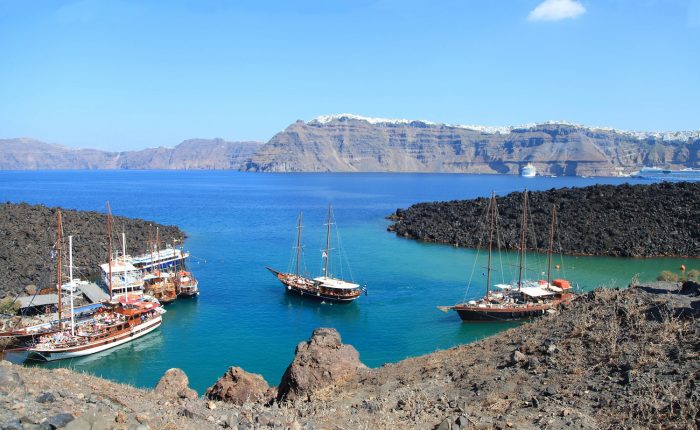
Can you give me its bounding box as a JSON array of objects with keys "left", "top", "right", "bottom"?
[
  {"left": 443, "top": 192, "right": 575, "bottom": 322},
  {"left": 267, "top": 205, "right": 364, "bottom": 303},
  {"left": 25, "top": 301, "right": 164, "bottom": 361},
  {"left": 6, "top": 209, "right": 165, "bottom": 361}
]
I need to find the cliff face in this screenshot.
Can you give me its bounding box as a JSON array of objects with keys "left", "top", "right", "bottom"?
[
  {"left": 243, "top": 116, "right": 700, "bottom": 176},
  {"left": 0, "top": 138, "right": 262, "bottom": 170}
]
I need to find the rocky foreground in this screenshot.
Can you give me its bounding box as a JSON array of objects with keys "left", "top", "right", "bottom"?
[
  {"left": 388, "top": 181, "right": 700, "bottom": 258},
  {"left": 0, "top": 203, "right": 185, "bottom": 299},
  {"left": 1, "top": 281, "right": 698, "bottom": 429}
]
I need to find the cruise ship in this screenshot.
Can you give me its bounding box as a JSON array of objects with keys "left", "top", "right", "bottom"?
[
  {"left": 521, "top": 163, "right": 537, "bottom": 178},
  {"left": 631, "top": 166, "right": 700, "bottom": 182}
]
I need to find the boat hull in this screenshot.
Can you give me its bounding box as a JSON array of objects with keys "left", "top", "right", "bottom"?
[
  {"left": 453, "top": 306, "right": 550, "bottom": 321},
  {"left": 28, "top": 316, "right": 162, "bottom": 361},
  {"left": 267, "top": 267, "right": 360, "bottom": 304}
]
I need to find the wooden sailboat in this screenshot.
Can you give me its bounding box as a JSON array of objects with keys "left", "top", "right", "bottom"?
[
  {"left": 10, "top": 210, "right": 165, "bottom": 361},
  {"left": 267, "top": 204, "right": 364, "bottom": 303},
  {"left": 444, "top": 192, "right": 575, "bottom": 321},
  {"left": 175, "top": 245, "right": 199, "bottom": 298},
  {"left": 143, "top": 226, "right": 178, "bottom": 304}
]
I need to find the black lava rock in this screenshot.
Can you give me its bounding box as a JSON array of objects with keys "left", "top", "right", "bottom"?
[
  {"left": 387, "top": 182, "right": 700, "bottom": 258},
  {"left": 0, "top": 203, "right": 186, "bottom": 298}
]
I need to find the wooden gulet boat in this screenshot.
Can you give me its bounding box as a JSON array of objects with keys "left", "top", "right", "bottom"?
[
  {"left": 267, "top": 205, "right": 365, "bottom": 303},
  {"left": 174, "top": 245, "right": 199, "bottom": 298},
  {"left": 143, "top": 225, "right": 177, "bottom": 304},
  {"left": 445, "top": 192, "right": 575, "bottom": 321},
  {"left": 12, "top": 209, "right": 165, "bottom": 361}
]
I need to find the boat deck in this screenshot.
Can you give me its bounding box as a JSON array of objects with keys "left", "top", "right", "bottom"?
[{"left": 78, "top": 282, "right": 110, "bottom": 303}]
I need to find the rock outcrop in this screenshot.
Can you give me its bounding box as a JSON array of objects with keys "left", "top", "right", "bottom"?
[
  {"left": 277, "top": 327, "right": 367, "bottom": 401},
  {"left": 243, "top": 115, "right": 700, "bottom": 176},
  {"left": 388, "top": 181, "right": 700, "bottom": 257},
  {"left": 0, "top": 203, "right": 185, "bottom": 298},
  {"left": 205, "top": 367, "right": 270, "bottom": 405},
  {"left": 154, "top": 368, "right": 198, "bottom": 400},
  {"left": 0, "top": 138, "right": 262, "bottom": 170}
]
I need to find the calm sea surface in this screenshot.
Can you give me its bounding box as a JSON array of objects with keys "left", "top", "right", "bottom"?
[{"left": 0, "top": 171, "right": 691, "bottom": 393}]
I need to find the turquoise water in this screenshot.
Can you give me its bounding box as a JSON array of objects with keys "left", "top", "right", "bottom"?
[{"left": 0, "top": 171, "right": 693, "bottom": 393}]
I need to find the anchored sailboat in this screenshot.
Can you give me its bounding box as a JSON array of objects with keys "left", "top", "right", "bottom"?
[
  {"left": 443, "top": 192, "right": 575, "bottom": 321},
  {"left": 267, "top": 204, "right": 364, "bottom": 303}
]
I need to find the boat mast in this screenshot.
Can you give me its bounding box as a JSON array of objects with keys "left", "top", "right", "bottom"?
[
  {"left": 122, "top": 231, "right": 127, "bottom": 287},
  {"left": 69, "top": 235, "right": 75, "bottom": 335},
  {"left": 56, "top": 210, "right": 63, "bottom": 331},
  {"left": 295, "top": 212, "right": 303, "bottom": 277},
  {"left": 486, "top": 193, "right": 495, "bottom": 298},
  {"left": 148, "top": 224, "right": 153, "bottom": 273},
  {"left": 323, "top": 204, "right": 332, "bottom": 278},
  {"left": 107, "top": 202, "right": 113, "bottom": 301},
  {"left": 156, "top": 227, "right": 161, "bottom": 275},
  {"left": 547, "top": 204, "right": 556, "bottom": 285},
  {"left": 517, "top": 190, "right": 528, "bottom": 291}
]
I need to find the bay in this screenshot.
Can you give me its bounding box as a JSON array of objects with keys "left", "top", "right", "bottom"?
[{"left": 0, "top": 171, "right": 691, "bottom": 393}]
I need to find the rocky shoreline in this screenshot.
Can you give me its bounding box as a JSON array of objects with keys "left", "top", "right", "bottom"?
[
  {"left": 387, "top": 182, "right": 700, "bottom": 258},
  {"left": 0, "top": 203, "right": 185, "bottom": 299},
  {"left": 1, "top": 281, "right": 698, "bottom": 429}
]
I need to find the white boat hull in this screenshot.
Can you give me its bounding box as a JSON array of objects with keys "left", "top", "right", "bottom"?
[{"left": 29, "top": 316, "right": 162, "bottom": 361}]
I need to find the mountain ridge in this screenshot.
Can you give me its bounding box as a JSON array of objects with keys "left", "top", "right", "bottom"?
[
  {"left": 3, "top": 115, "right": 699, "bottom": 175},
  {"left": 0, "top": 138, "right": 263, "bottom": 170}
]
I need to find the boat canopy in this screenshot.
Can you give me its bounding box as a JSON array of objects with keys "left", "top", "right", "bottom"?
[
  {"left": 100, "top": 260, "right": 138, "bottom": 273},
  {"left": 73, "top": 303, "right": 102, "bottom": 314},
  {"left": 520, "top": 286, "right": 556, "bottom": 298},
  {"left": 313, "top": 276, "right": 360, "bottom": 290}
]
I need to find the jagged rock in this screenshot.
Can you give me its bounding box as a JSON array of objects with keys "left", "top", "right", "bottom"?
[
  {"left": 205, "top": 367, "right": 270, "bottom": 405},
  {"left": 0, "top": 366, "right": 24, "bottom": 394},
  {"left": 44, "top": 413, "right": 74, "bottom": 429},
  {"left": 36, "top": 392, "right": 56, "bottom": 403},
  {"left": 436, "top": 417, "right": 452, "bottom": 430},
  {"left": 1, "top": 419, "right": 22, "bottom": 430},
  {"left": 24, "top": 285, "right": 36, "bottom": 295},
  {"left": 510, "top": 350, "right": 527, "bottom": 366},
  {"left": 154, "top": 368, "right": 197, "bottom": 400},
  {"left": 277, "top": 328, "right": 366, "bottom": 401}
]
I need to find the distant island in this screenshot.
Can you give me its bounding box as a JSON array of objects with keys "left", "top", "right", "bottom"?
[
  {"left": 388, "top": 182, "right": 700, "bottom": 258},
  {"left": 2, "top": 114, "right": 699, "bottom": 175}
]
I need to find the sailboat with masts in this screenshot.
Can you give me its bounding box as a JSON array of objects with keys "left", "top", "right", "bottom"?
[
  {"left": 444, "top": 191, "right": 575, "bottom": 321},
  {"left": 142, "top": 225, "right": 178, "bottom": 304},
  {"left": 21, "top": 209, "right": 165, "bottom": 361},
  {"left": 266, "top": 204, "right": 364, "bottom": 303}
]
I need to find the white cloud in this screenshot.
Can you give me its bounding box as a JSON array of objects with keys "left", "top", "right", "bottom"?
[{"left": 528, "top": 0, "right": 586, "bottom": 22}]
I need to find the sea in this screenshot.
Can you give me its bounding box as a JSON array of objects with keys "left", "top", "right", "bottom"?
[{"left": 0, "top": 171, "right": 691, "bottom": 393}]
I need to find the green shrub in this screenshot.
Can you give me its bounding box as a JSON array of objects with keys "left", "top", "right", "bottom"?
[
  {"left": 0, "top": 298, "right": 20, "bottom": 315},
  {"left": 686, "top": 269, "right": 700, "bottom": 281},
  {"left": 657, "top": 270, "right": 680, "bottom": 282}
]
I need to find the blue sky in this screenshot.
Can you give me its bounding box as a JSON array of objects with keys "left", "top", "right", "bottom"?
[{"left": 0, "top": 0, "right": 698, "bottom": 150}]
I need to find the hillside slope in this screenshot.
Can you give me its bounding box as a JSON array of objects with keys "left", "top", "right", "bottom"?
[{"left": 1, "top": 282, "right": 697, "bottom": 429}]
